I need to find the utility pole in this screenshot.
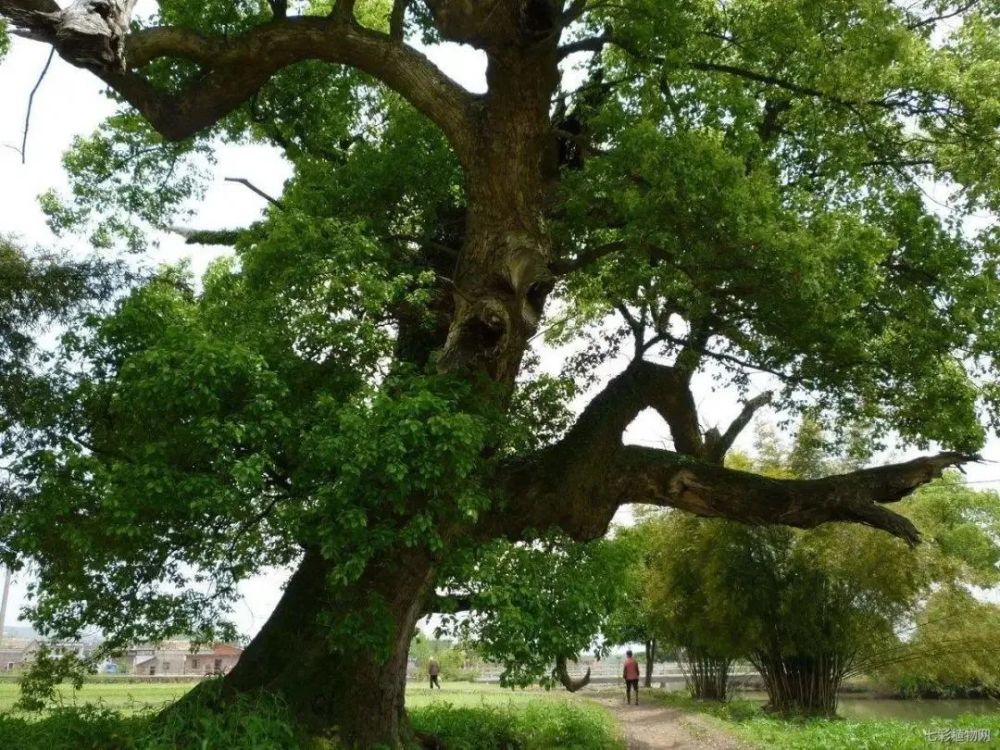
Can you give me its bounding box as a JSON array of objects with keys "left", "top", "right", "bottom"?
[{"left": 0, "top": 566, "right": 11, "bottom": 646}]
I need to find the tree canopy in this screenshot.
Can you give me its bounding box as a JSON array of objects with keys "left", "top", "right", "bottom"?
[{"left": 1, "top": 0, "right": 999, "bottom": 745}]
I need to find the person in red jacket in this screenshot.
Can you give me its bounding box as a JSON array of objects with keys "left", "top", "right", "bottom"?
[{"left": 622, "top": 650, "right": 641, "bottom": 705}]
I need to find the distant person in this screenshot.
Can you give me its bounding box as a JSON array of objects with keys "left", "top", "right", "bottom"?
[
  {"left": 428, "top": 656, "right": 441, "bottom": 689},
  {"left": 623, "top": 650, "right": 641, "bottom": 705}
]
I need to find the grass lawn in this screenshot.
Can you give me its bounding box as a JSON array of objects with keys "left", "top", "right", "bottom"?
[
  {"left": 0, "top": 680, "right": 625, "bottom": 749},
  {"left": 0, "top": 681, "right": 194, "bottom": 713},
  {"left": 407, "top": 681, "right": 578, "bottom": 709},
  {"left": 0, "top": 679, "right": 573, "bottom": 714},
  {"left": 650, "top": 691, "right": 1000, "bottom": 750}
]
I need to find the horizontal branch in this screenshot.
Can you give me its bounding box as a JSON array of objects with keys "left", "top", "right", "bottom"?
[
  {"left": 550, "top": 239, "right": 626, "bottom": 275},
  {"left": 1, "top": 8, "right": 477, "bottom": 155},
  {"left": 422, "top": 592, "right": 472, "bottom": 615},
  {"left": 612, "top": 448, "right": 972, "bottom": 546},
  {"left": 495, "top": 439, "right": 971, "bottom": 546},
  {"left": 562, "top": 30, "right": 953, "bottom": 118}
]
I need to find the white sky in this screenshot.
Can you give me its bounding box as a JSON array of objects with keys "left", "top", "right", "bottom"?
[{"left": 1, "top": 31, "right": 999, "bottom": 639}]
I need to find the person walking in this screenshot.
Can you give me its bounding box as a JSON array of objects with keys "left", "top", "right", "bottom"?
[
  {"left": 428, "top": 656, "right": 441, "bottom": 689},
  {"left": 623, "top": 650, "right": 641, "bottom": 705}
]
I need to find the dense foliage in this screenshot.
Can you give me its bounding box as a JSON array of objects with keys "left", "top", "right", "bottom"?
[
  {"left": 1, "top": 0, "right": 999, "bottom": 742},
  {"left": 435, "top": 534, "right": 634, "bottom": 688},
  {"left": 636, "top": 426, "right": 1000, "bottom": 714},
  {"left": 878, "top": 587, "right": 1000, "bottom": 698}
]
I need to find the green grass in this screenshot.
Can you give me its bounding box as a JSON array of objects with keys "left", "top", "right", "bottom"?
[
  {"left": 0, "top": 681, "right": 193, "bottom": 713},
  {"left": 0, "top": 680, "right": 624, "bottom": 749},
  {"left": 407, "top": 681, "right": 578, "bottom": 709},
  {"left": 0, "top": 680, "right": 570, "bottom": 714},
  {"left": 649, "top": 691, "right": 1000, "bottom": 750},
  {"left": 734, "top": 714, "right": 1000, "bottom": 750},
  {"left": 411, "top": 701, "right": 624, "bottom": 750}
]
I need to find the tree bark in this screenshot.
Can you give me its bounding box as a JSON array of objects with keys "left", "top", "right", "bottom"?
[
  {"left": 0, "top": 0, "right": 136, "bottom": 70},
  {"left": 185, "top": 547, "right": 436, "bottom": 748},
  {"left": 553, "top": 654, "right": 591, "bottom": 692},
  {"left": 644, "top": 638, "right": 656, "bottom": 688},
  {"left": 437, "top": 45, "right": 560, "bottom": 389}
]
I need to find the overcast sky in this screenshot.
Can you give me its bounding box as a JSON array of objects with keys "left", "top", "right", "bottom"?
[{"left": 1, "top": 29, "right": 998, "bottom": 640}]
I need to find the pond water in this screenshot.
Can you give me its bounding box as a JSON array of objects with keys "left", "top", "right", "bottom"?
[{"left": 734, "top": 691, "right": 1000, "bottom": 721}]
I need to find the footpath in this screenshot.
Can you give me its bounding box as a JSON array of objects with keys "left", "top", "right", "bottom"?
[{"left": 593, "top": 695, "right": 749, "bottom": 750}]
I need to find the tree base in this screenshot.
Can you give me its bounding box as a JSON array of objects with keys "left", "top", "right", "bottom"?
[{"left": 163, "top": 548, "right": 437, "bottom": 748}]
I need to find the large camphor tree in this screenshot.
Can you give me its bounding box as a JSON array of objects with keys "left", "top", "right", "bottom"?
[{"left": 2, "top": 0, "right": 1000, "bottom": 746}]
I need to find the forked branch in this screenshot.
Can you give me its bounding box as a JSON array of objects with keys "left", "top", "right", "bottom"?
[
  {"left": 491, "top": 362, "right": 972, "bottom": 546},
  {"left": 704, "top": 390, "right": 773, "bottom": 463}
]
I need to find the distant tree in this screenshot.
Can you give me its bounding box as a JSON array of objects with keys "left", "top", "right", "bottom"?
[
  {"left": 640, "top": 514, "right": 753, "bottom": 701},
  {"left": 435, "top": 534, "right": 632, "bottom": 692},
  {"left": 639, "top": 426, "right": 1000, "bottom": 715},
  {"left": 602, "top": 520, "right": 664, "bottom": 689},
  {"left": 408, "top": 634, "right": 470, "bottom": 681}
]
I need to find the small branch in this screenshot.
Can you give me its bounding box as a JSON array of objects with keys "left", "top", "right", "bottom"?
[
  {"left": 390, "top": 0, "right": 410, "bottom": 41},
  {"left": 655, "top": 331, "right": 800, "bottom": 384},
  {"left": 615, "top": 304, "right": 646, "bottom": 358},
  {"left": 20, "top": 46, "right": 55, "bottom": 164},
  {"left": 557, "top": 32, "right": 608, "bottom": 59},
  {"left": 168, "top": 226, "right": 243, "bottom": 246},
  {"left": 224, "top": 177, "right": 286, "bottom": 210},
  {"left": 222, "top": 471, "right": 294, "bottom": 563},
  {"left": 550, "top": 239, "right": 626, "bottom": 275},
  {"left": 906, "top": 1, "right": 979, "bottom": 30},
  {"left": 385, "top": 233, "right": 459, "bottom": 261},
  {"left": 705, "top": 391, "right": 774, "bottom": 464}
]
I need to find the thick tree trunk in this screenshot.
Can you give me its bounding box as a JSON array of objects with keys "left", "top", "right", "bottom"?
[
  {"left": 179, "top": 547, "right": 436, "bottom": 748},
  {"left": 437, "top": 46, "right": 559, "bottom": 389}
]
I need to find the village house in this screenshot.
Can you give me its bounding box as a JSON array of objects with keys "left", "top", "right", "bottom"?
[
  {"left": 0, "top": 640, "right": 30, "bottom": 672},
  {"left": 0, "top": 639, "right": 98, "bottom": 672},
  {"left": 0, "top": 637, "right": 242, "bottom": 676},
  {"left": 122, "top": 642, "right": 243, "bottom": 676}
]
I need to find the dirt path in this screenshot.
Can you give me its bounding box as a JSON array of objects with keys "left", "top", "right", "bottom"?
[{"left": 593, "top": 696, "right": 749, "bottom": 750}]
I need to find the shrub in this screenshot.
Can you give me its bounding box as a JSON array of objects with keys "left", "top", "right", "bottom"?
[{"left": 0, "top": 694, "right": 624, "bottom": 749}]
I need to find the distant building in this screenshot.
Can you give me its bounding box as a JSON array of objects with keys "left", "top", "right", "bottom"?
[
  {"left": 0, "top": 639, "right": 242, "bottom": 676},
  {"left": 0, "top": 642, "right": 29, "bottom": 672},
  {"left": 124, "top": 642, "right": 243, "bottom": 676},
  {"left": 0, "top": 639, "right": 99, "bottom": 672}
]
